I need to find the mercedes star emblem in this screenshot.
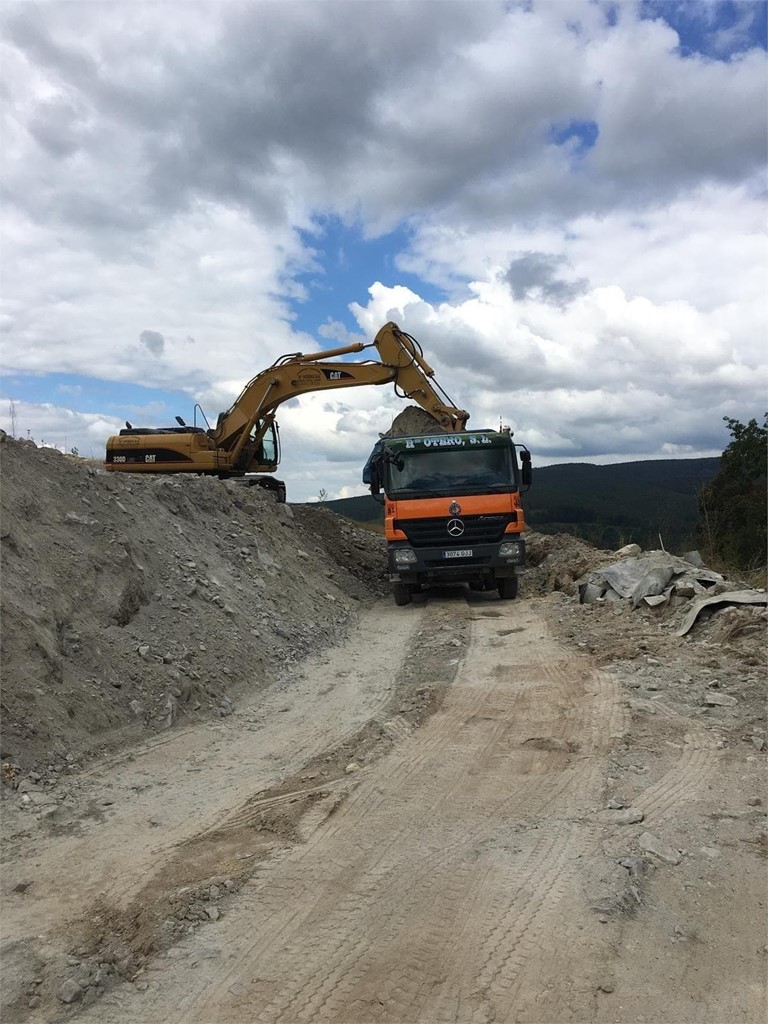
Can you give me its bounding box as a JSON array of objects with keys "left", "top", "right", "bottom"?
[
  {"left": 447, "top": 519, "right": 465, "bottom": 537},
  {"left": 449, "top": 500, "right": 461, "bottom": 516}
]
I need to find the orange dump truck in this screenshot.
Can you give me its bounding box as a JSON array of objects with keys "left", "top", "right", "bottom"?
[{"left": 365, "top": 429, "right": 532, "bottom": 605}]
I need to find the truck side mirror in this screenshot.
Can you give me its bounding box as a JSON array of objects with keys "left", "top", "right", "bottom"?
[{"left": 520, "top": 449, "right": 532, "bottom": 487}]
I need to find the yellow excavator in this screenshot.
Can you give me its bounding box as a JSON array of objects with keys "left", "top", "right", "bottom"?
[{"left": 105, "top": 322, "right": 468, "bottom": 501}]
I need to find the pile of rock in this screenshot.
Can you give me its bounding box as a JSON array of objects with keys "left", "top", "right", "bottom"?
[
  {"left": 383, "top": 405, "right": 449, "bottom": 438},
  {"left": 577, "top": 543, "right": 767, "bottom": 635},
  {"left": 578, "top": 545, "right": 726, "bottom": 607}
]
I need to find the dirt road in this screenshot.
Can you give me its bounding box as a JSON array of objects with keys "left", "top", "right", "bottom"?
[{"left": 3, "top": 592, "right": 764, "bottom": 1023}]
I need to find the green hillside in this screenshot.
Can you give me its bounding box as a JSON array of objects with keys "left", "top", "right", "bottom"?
[{"left": 318, "top": 457, "right": 719, "bottom": 552}]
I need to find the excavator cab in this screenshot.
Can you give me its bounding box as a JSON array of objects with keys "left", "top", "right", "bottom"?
[
  {"left": 242, "top": 418, "right": 280, "bottom": 472},
  {"left": 258, "top": 421, "right": 279, "bottom": 466}
]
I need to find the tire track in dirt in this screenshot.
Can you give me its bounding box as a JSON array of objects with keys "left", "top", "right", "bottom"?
[
  {"left": 3, "top": 602, "right": 422, "bottom": 935},
  {"left": 631, "top": 702, "right": 716, "bottom": 823},
  {"left": 2, "top": 600, "right": 450, "bottom": 1024},
  {"left": 83, "top": 595, "right": 622, "bottom": 1024}
]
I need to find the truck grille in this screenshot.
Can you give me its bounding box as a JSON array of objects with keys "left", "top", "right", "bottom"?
[
  {"left": 395, "top": 514, "right": 516, "bottom": 547},
  {"left": 424, "top": 556, "right": 492, "bottom": 568}
]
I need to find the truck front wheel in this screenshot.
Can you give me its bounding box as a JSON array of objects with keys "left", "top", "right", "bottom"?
[
  {"left": 393, "top": 583, "right": 413, "bottom": 607},
  {"left": 497, "top": 575, "right": 518, "bottom": 600}
]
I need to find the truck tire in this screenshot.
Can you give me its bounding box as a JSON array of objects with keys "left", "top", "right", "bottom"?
[
  {"left": 497, "top": 575, "right": 518, "bottom": 600},
  {"left": 393, "top": 583, "right": 413, "bottom": 606}
]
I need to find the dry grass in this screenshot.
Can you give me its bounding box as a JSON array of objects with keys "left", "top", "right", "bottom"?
[{"left": 699, "top": 549, "right": 767, "bottom": 590}]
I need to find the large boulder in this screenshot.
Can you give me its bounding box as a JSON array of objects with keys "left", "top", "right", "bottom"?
[{"left": 384, "top": 406, "right": 449, "bottom": 438}]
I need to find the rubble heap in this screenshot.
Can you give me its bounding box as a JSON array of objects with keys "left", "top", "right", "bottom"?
[{"left": 0, "top": 435, "right": 386, "bottom": 771}]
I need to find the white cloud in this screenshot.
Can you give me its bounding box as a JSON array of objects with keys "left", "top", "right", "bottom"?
[
  {"left": 0, "top": 399, "right": 123, "bottom": 458},
  {"left": 583, "top": 18, "right": 766, "bottom": 190},
  {"left": 0, "top": 200, "right": 315, "bottom": 389},
  {"left": 348, "top": 275, "right": 766, "bottom": 460}
]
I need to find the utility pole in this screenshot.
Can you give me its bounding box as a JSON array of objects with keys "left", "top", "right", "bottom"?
[{"left": 9, "top": 400, "right": 16, "bottom": 438}]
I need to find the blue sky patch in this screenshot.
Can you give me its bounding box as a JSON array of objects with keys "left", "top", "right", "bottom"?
[
  {"left": 640, "top": 0, "right": 767, "bottom": 59},
  {"left": 549, "top": 119, "right": 600, "bottom": 157},
  {"left": 3, "top": 372, "right": 196, "bottom": 425},
  {"left": 292, "top": 217, "right": 448, "bottom": 339},
  {"left": 602, "top": 3, "right": 620, "bottom": 29}
]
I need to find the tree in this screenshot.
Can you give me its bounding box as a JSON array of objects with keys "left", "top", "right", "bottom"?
[
  {"left": 316, "top": 488, "right": 328, "bottom": 503},
  {"left": 697, "top": 414, "right": 767, "bottom": 570}
]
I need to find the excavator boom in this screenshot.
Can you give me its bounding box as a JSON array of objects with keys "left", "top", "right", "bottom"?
[{"left": 105, "top": 322, "right": 468, "bottom": 496}]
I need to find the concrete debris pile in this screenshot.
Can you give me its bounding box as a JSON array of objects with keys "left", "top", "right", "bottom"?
[
  {"left": 578, "top": 547, "right": 726, "bottom": 607},
  {"left": 577, "top": 544, "right": 767, "bottom": 634}
]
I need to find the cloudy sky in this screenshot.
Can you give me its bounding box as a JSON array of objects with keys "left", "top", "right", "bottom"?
[{"left": 1, "top": 0, "right": 766, "bottom": 502}]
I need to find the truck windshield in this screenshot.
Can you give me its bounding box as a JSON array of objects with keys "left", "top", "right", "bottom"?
[{"left": 385, "top": 446, "right": 515, "bottom": 498}]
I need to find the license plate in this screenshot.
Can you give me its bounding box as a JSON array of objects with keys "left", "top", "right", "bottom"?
[{"left": 444, "top": 549, "right": 473, "bottom": 558}]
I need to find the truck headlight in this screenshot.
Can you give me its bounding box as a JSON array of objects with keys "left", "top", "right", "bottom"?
[
  {"left": 394, "top": 547, "right": 417, "bottom": 565},
  {"left": 498, "top": 541, "right": 522, "bottom": 562}
]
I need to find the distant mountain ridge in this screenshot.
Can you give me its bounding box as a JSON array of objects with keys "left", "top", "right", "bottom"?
[{"left": 318, "top": 457, "right": 719, "bottom": 552}]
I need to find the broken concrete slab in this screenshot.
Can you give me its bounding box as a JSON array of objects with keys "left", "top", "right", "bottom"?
[
  {"left": 581, "top": 582, "right": 607, "bottom": 603},
  {"left": 579, "top": 551, "right": 727, "bottom": 609},
  {"left": 675, "top": 591, "right": 768, "bottom": 637},
  {"left": 629, "top": 566, "right": 675, "bottom": 607}
]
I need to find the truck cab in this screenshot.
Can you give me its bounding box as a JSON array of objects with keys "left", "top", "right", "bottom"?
[{"left": 366, "top": 430, "right": 532, "bottom": 605}]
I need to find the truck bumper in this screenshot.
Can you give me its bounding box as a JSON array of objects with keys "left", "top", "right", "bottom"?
[{"left": 387, "top": 538, "right": 525, "bottom": 585}]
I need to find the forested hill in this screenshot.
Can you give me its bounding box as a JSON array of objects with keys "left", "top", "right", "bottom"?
[{"left": 320, "top": 457, "right": 720, "bottom": 551}]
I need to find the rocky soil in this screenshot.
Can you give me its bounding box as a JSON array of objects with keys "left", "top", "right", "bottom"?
[
  {"left": 1, "top": 430, "right": 766, "bottom": 1024},
  {"left": 0, "top": 434, "right": 387, "bottom": 776}
]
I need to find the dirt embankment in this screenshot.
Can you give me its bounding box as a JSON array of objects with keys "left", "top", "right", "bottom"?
[{"left": 0, "top": 435, "right": 387, "bottom": 775}]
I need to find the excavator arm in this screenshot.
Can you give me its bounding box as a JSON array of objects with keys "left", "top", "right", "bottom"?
[
  {"left": 105, "top": 321, "right": 468, "bottom": 483},
  {"left": 213, "top": 322, "right": 468, "bottom": 471}
]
